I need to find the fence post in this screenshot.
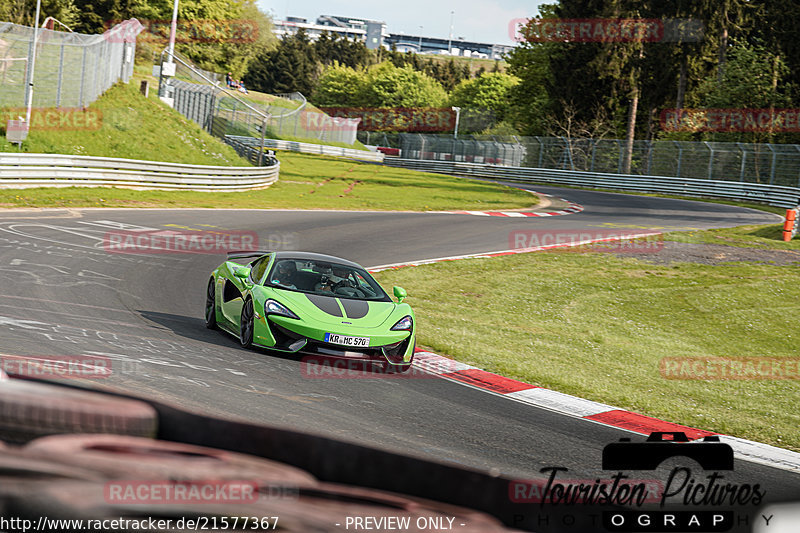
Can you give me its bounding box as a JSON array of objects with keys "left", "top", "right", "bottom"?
[
  {"left": 646, "top": 140, "right": 653, "bottom": 175},
  {"left": 617, "top": 140, "right": 624, "bottom": 173},
  {"left": 537, "top": 137, "right": 544, "bottom": 168},
  {"left": 673, "top": 141, "right": 682, "bottom": 177},
  {"left": 737, "top": 143, "right": 747, "bottom": 182},
  {"left": 796, "top": 146, "right": 800, "bottom": 188},
  {"left": 704, "top": 141, "right": 714, "bottom": 179},
  {"left": 560, "top": 137, "right": 574, "bottom": 170},
  {"left": 258, "top": 115, "right": 268, "bottom": 167},
  {"left": 89, "top": 47, "right": 98, "bottom": 103},
  {"left": 79, "top": 46, "right": 88, "bottom": 107},
  {"left": 768, "top": 144, "right": 777, "bottom": 184},
  {"left": 56, "top": 42, "right": 65, "bottom": 108}
]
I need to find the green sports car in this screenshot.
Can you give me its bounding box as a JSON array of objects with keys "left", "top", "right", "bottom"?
[{"left": 205, "top": 251, "right": 415, "bottom": 373}]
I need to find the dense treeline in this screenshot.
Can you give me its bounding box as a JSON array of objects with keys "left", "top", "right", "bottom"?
[
  {"left": 506, "top": 0, "right": 800, "bottom": 145},
  {"left": 243, "top": 29, "right": 479, "bottom": 98}
]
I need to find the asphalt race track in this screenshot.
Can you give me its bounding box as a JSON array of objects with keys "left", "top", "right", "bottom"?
[{"left": 1, "top": 186, "right": 798, "bottom": 508}]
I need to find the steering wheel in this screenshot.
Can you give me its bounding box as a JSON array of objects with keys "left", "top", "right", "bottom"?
[
  {"left": 333, "top": 279, "right": 355, "bottom": 291},
  {"left": 334, "top": 286, "right": 365, "bottom": 298}
]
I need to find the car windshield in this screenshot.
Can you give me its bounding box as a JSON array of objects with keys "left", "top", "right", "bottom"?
[{"left": 265, "top": 258, "right": 390, "bottom": 301}]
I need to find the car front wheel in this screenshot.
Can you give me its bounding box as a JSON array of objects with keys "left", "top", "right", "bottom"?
[
  {"left": 240, "top": 298, "right": 254, "bottom": 348},
  {"left": 205, "top": 278, "right": 217, "bottom": 329}
]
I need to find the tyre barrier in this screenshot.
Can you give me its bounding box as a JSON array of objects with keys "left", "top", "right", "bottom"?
[
  {"left": 24, "top": 434, "right": 317, "bottom": 485},
  {"left": 0, "top": 379, "right": 157, "bottom": 443},
  {"left": 6, "top": 434, "right": 510, "bottom": 531}
]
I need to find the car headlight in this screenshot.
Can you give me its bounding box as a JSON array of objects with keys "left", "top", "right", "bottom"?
[
  {"left": 265, "top": 299, "right": 300, "bottom": 319},
  {"left": 390, "top": 315, "right": 413, "bottom": 331}
]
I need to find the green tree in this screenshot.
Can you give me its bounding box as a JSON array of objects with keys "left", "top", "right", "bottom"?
[
  {"left": 1, "top": 0, "right": 79, "bottom": 27},
  {"left": 360, "top": 62, "right": 447, "bottom": 107},
  {"left": 244, "top": 29, "right": 316, "bottom": 94},
  {"left": 450, "top": 72, "right": 520, "bottom": 122},
  {"left": 311, "top": 63, "right": 367, "bottom": 106},
  {"left": 314, "top": 32, "right": 371, "bottom": 69},
  {"left": 692, "top": 40, "right": 791, "bottom": 143}
]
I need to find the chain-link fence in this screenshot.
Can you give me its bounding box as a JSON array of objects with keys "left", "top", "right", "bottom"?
[
  {"left": 391, "top": 133, "right": 800, "bottom": 187},
  {"left": 156, "top": 50, "right": 360, "bottom": 146},
  {"left": 212, "top": 93, "right": 360, "bottom": 145},
  {"left": 0, "top": 19, "right": 142, "bottom": 109}
]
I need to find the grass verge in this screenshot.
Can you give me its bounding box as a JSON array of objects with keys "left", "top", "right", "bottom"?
[
  {"left": 0, "top": 151, "right": 536, "bottom": 211},
  {"left": 373, "top": 228, "right": 800, "bottom": 451},
  {"left": 666, "top": 224, "right": 800, "bottom": 251}
]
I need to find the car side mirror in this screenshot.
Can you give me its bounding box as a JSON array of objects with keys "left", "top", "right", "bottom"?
[
  {"left": 393, "top": 286, "right": 407, "bottom": 303},
  {"left": 234, "top": 267, "right": 251, "bottom": 280}
]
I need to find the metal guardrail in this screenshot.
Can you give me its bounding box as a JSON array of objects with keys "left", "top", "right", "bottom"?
[
  {"left": 0, "top": 152, "right": 279, "bottom": 191},
  {"left": 384, "top": 158, "right": 800, "bottom": 208},
  {"left": 225, "top": 135, "right": 384, "bottom": 163}
]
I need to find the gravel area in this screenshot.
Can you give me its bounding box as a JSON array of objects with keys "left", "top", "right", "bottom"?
[{"left": 619, "top": 241, "right": 800, "bottom": 266}]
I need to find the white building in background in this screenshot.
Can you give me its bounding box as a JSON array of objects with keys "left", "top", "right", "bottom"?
[
  {"left": 273, "top": 15, "right": 513, "bottom": 59},
  {"left": 272, "top": 15, "right": 388, "bottom": 50}
]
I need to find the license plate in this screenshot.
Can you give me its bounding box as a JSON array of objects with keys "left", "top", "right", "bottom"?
[{"left": 324, "top": 333, "right": 370, "bottom": 347}]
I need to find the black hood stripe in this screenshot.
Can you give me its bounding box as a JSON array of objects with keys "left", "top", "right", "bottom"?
[
  {"left": 340, "top": 299, "right": 369, "bottom": 319},
  {"left": 305, "top": 294, "right": 342, "bottom": 317}
]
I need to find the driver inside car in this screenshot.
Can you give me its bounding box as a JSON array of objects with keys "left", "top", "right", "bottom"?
[
  {"left": 314, "top": 265, "right": 353, "bottom": 293},
  {"left": 272, "top": 260, "right": 298, "bottom": 289}
]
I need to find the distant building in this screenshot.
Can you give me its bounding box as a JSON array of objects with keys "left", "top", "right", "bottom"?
[
  {"left": 273, "top": 15, "right": 388, "bottom": 50},
  {"left": 385, "top": 34, "right": 512, "bottom": 60},
  {"left": 273, "top": 14, "right": 513, "bottom": 59}
]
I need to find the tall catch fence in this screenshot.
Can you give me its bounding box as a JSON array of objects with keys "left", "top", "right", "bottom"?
[
  {"left": 0, "top": 19, "right": 142, "bottom": 109},
  {"left": 213, "top": 92, "right": 360, "bottom": 145},
  {"left": 156, "top": 51, "right": 359, "bottom": 145},
  {"left": 393, "top": 134, "right": 800, "bottom": 188}
]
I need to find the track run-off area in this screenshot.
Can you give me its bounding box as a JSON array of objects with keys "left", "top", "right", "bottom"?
[{"left": 1, "top": 184, "right": 799, "bottom": 515}]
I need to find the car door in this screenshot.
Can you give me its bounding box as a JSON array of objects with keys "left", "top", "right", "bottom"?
[{"left": 221, "top": 255, "right": 271, "bottom": 329}]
